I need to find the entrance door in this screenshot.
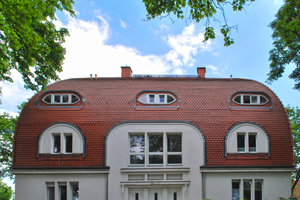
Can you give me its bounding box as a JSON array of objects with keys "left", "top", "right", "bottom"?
[
  {"left": 129, "top": 188, "right": 144, "bottom": 200},
  {"left": 148, "top": 188, "right": 163, "bottom": 200},
  {"left": 168, "top": 188, "right": 182, "bottom": 200}
]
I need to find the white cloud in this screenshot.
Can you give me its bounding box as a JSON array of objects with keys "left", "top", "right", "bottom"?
[
  {"left": 206, "top": 65, "right": 222, "bottom": 76},
  {"left": 155, "top": 24, "right": 169, "bottom": 34},
  {"left": 120, "top": 20, "right": 127, "bottom": 28}
]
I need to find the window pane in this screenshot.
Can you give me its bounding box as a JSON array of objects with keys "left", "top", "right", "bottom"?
[
  {"left": 243, "top": 180, "right": 252, "bottom": 200},
  {"left": 237, "top": 134, "right": 245, "bottom": 152},
  {"left": 71, "top": 95, "right": 80, "bottom": 103},
  {"left": 60, "top": 185, "right": 67, "bottom": 200},
  {"left": 135, "top": 193, "right": 139, "bottom": 200},
  {"left": 149, "top": 155, "right": 163, "bottom": 164},
  {"left": 174, "top": 192, "right": 177, "bottom": 200},
  {"left": 249, "top": 134, "right": 256, "bottom": 152},
  {"left": 54, "top": 135, "right": 61, "bottom": 153},
  {"left": 66, "top": 135, "right": 72, "bottom": 153},
  {"left": 260, "top": 96, "right": 267, "bottom": 104},
  {"left": 62, "top": 95, "right": 69, "bottom": 103},
  {"left": 149, "top": 134, "right": 163, "bottom": 152},
  {"left": 168, "top": 155, "right": 182, "bottom": 164},
  {"left": 54, "top": 95, "right": 61, "bottom": 103},
  {"left": 44, "top": 95, "right": 51, "bottom": 103},
  {"left": 149, "top": 95, "right": 155, "bottom": 103},
  {"left": 130, "top": 155, "right": 145, "bottom": 164},
  {"left": 130, "top": 135, "right": 145, "bottom": 153},
  {"left": 72, "top": 184, "right": 79, "bottom": 200},
  {"left": 255, "top": 180, "right": 263, "bottom": 200},
  {"left": 232, "top": 181, "right": 240, "bottom": 200},
  {"left": 251, "top": 96, "right": 258, "bottom": 104},
  {"left": 159, "top": 95, "right": 165, "bottom": 103},
  {"left": 47, "top": 187, "right": 55, "bottom": 200},
  {"left": 243, "top": 95, "right": 250, "bottom": 104},
  {"left": 167, "top": 95, "right": 175, "bottom": 103},
  {"left": 155, "top": 193, "right": 158, "bottom": 200},
  {"left": 168, "top": 135, "right": 181, "bottom": 152},
  {"left": 234, "top": 95, "right": 241, "bottom": 103}
]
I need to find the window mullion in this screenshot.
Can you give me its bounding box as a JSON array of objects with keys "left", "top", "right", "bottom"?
[
  {"left": 145, "top": 132, "right": 148, "bottom": 166},
  {"left": 163, "top": 132, "right": 167, "bottom": 166}
]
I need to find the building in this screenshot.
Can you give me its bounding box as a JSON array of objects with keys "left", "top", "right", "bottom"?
[{"left": 12, "top": 66, "right": 294, "bottom": 200}]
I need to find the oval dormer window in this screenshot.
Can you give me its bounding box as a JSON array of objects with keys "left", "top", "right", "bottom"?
[
  {"left": 43, "top": 94, "right": 80, "bottom": 104},
  {"left": 233, "top": 94, "right": 268, "bottom": 105},
  {"left": 138, "top": 94, "right": 176, "bottom": 104}
]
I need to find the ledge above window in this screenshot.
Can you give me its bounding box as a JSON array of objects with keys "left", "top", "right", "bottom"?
[
  {"left": 229, "top": 91, "right": 272, "bottom": 109},
  {"left": 37, "top": 90, "right": 84, "bottom": 108},
  {"left": 134, "top": 90, "right": 180, "bottom": 108}
]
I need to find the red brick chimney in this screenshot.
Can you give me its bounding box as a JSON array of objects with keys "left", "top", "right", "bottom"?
[
  {"left": 197, "top": 67, "right": 206, "bottom": 78},
  {"left": 121, "top": 66, "right": 133, "bottom": 78}
]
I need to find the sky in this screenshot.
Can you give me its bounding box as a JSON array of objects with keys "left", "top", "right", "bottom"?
[{"left": 1, "top": 0, "right": 300, "bottom": 191}]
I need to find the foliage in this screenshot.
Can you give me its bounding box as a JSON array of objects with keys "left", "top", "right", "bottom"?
[
  {"left": 0, "top": 179, "right": 13, "bottom": 200},
  {"left": 0, "top": 113, "right": 17, "bottom": 179},
  {"left": 0, "top": 0, "right": 75, "bottom": 92},
  {"left": 142, "top": 0, "right": 255, "bottom": 46},
  {"left": 267, "top": 0, "right": 300, "bottom": 90},
  {"left": 286, "top": 106, "right": 300, "bottom": 196}
]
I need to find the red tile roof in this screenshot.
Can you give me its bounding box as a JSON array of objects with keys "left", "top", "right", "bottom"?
[{"left": 12, "top": 77, "right": 294, "bottom": 168}]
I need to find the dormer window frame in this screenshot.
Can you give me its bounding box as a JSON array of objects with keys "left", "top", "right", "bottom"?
[
  {"left": 38, "top": 90, "right": 84, "bottom": 108},
  {"left": 43, "top": 94, "right": 80, "bottom": 105},
  {"left": 232, "top": 94, "right": 268, "bottom": 105},
  {"left": 229, "top": 91, "right": 272, "bottom": 109},
  {"left": 139, "top": 94, "right": 176, "bottom": 105}
]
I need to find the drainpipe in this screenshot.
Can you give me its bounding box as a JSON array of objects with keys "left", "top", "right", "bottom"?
[
  {"left": 202, "top": 172, "right": 206, "bottom": 199},
  {"left": 106, "top": 173, "right": 109, "bottom": 200}
]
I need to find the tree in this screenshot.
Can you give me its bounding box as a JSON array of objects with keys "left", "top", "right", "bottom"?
[
  {"left": 0, "top": 113, "right": 17, "bottom": 179},
  {"left": 267, "top": 0, "right": 300, "bottom": 90},
  {"left": 286, "top": 106, "right": 300, "bottom": 196},
  {"left": 0, "top": 180, "right": 13, "bottom": 200},
  {"left": 142, "top": 0, "right": 255, "bottom": 46},
  {"left": 0, "top": 0, "right": 75, "bottom": 92}
]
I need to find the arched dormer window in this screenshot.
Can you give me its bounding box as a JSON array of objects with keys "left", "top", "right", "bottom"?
[
  {"left": 37, "top": 122, "right": 86, "bottom": 158},
  {"left": 134, "top": 90, "right": 179, "bottom": 108},
  {"left": 225, "top": 122, "right": 270, "bottom": 157},
  {"left": 229, "top": 91, "right": 272, "bottom": 109}
]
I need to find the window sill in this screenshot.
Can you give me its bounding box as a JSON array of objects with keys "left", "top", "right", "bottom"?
[
  {"left": 226, "top": 153, "right": 269, "bottom": 159},
  {"left": 38, "top": 153, "right": 84, "bottom": 160}
]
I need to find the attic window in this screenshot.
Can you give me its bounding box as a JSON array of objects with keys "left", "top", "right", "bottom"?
[
  {"left": 138, "top": 94, "right": 176, "bottom": 105},
  {"left": 43, "top": 94, "right": 80, "bottom": 105},
  {"left": 233, "top": 95, "right": 268, "bottom": 105}
]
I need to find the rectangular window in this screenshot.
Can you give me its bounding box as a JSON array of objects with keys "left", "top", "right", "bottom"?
[
  {"left": 237, "top": 134, "right": 245, "bottom": 152},
  {"left": 167, "top": 134, "right": 182, "bottom": 164},
  {"left": 135, "top": 193, "right": 139, "bottom": 200},
  {"left": 65, "top": 134, "right": 73, "bottom": 153},
  {"left": 255, "top": 180, "right": 263, "bottom": 200},
  {"left": 249, "top": 134, "right": 256, "bottom": 152},
  {"left": 62, "top": 95, "right": 69, "bottom": 103},
  {"left": 47, "top": 183, "right": 55, "bottom": 200},
  {"left": 173, "top": 192, "right": 177, "bottom": 200},
  {"left": 159, "top": 95, "right": 165, "bottom": 103},
  {"left": 72, "top": 183, "right": 79, "bottom": 200},
  {"left": 53, "top": 134, "right": 61, "bottom": 153},
  {"left": 130, "top": 134, "right": 145, "bottom": 164},
  {"left": 59, "top": 185, "right": 67, "bottom": 200},
  {"left": 232, "top": 181, "right": 240, "bottom": 200},
  {"left": 243, "top": 95, "right": 250, "bottom": 104},
  {"left": 243, "top": 180, "right": 252, "bottom": 200},
  {"left": 149, "top": 95, "right": 155, "bottom": 103},
  {"left": 154, "top": 193, "right": 158, "bottom": 200},
  {"left": 54, "top": 95, "right": 61, "bottom": 103},
  {"left": 251, "top": 96, "right": 258, "bottom": 104},
  {"left": 149, "top": 134, "right": 163, "bottom": 164}
]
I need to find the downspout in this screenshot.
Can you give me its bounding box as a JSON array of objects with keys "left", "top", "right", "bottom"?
[
  {"left": 106, "top": 173, "right": 109, "bottom": 200},
  {"left": 202, "top": 172, "right": 206, "bottom": 200}
]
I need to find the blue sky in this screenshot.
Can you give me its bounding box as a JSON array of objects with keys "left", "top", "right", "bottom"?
[
  {"left": 1, "top": 0, "right": 299, "bottom": 118},
  {"left": 1, "top": 0, "right": 300, "bottom": 190}
]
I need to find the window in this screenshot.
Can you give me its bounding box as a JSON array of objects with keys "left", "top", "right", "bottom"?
[
  {"left": 52, "top": 133, "right": 73, "bottom": 154},
  {"left": 43, "top": 94, "right": 80, "bottom": 104},
  {"left": 47, "top": 183, "right": 55, "bottom": 200},
  {"left": 237, "top": 133, "right": 256, "bottom": 153},
  {"left": 232, "top": 179, "right": 263, "bottom": 200},
  {"left": 72, "top": 183, "right": 79, "bottom": 200},
  {"left": 233, "top": 94, "right": 268, "bottom": 105},
  {"left": 129, "top": 132, "right": 182, "bottom": 166},
  {"left": 138, "top": 94, "right": 176, "bottom": 104},
  {"left": 59, "top": 184, "right": 67, "bottom": 200}
]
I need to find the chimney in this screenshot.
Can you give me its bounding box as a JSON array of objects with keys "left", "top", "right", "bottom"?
[
  {"left": 121, "top": 66, "right": 133, "bottom": 78},
  {"left": 197, "top": 67, "right": 206, "bottom": 78}
]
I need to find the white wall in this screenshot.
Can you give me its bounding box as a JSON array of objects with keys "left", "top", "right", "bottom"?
[
  {"left": 15, "top": 173, "right": 106, "bottom": 200},
  {"left": 205, "top": 172, "right": 291, "bottom": 200}
]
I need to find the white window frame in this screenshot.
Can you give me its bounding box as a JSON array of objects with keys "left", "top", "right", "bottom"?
[
  {"left": 237, "top": 132, "right": 257, "bottom": 153},
  {"left": 129, "top": 132, "right": 182, "bottom": 166},
  {"left": 232, "top": 179, "right": 263, "bottom": 200},
  {"left": 138, "top": 94, "right": 176, "bottom": 105},
  {"left": 233, "top": 94, "right": 268, "bottom": 105},
  {"left": 52, "top": 133, "right": 73, "bottom": 154},
  {"left": 43, "top": 94, "right": 80, "bottom": 105}
]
